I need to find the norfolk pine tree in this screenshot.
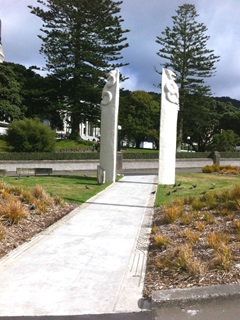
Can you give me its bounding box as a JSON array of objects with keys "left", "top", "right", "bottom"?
[
  {"left": 156, "top": 4, "right": 220, "bottom": 148},
  {"left": 29, "top": 0, "right": 129, "bottom": 136}
]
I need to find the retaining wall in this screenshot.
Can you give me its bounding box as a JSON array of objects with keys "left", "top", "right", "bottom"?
[{"left": 1, "top": 157, "right": 239, "bottom": 175}]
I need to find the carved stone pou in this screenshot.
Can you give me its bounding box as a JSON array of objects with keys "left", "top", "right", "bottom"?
[
  {"left": 158, "top": 68, "right": 179, "bottom": 185},
  {"left": 99, "top": 70, "right": 120, "bottom": 183}
]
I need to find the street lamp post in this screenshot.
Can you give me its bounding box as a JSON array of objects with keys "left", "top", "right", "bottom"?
[{"left": 187, "top": 136, "right": 191, "bottom": 152}]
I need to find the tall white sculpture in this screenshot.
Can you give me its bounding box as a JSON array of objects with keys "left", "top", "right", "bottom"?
[
  {"left": 158, "top": 68, "right": 179, "bottom": 185},
  {"left": 99, "top": 70, "right": 120, "bottom": 183},
  {"left": 0, "top": 20, "right": 5, "bottom": 63}
]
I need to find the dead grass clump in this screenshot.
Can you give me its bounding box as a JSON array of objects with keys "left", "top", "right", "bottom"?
[
  {"left": 6, "top": 185, "right": 23, "bottom": 196},
  {"left": 211, "top": 245, "right": 233, "bottom": 272},
  {"left": 0, "top": 223, "right": 5, "bottom": 240},
  {"left": 206, "top": 232, "right": 232, "bottom": 271},
  {"left": 0, "top": 189, "right": 9, "bottom": 200},
  {"left": 155, "top": 244, "right": 201, "bottom": 276},
  {"left": 179, "top": 229, "right": 200, "bottom": 245},
  {"left": 53, "top": 195, "right": 65, "bottom": 207},
  {"left": 153, "top": 233, "right": 170, "bottom": 247},
  {"left": 206, "top": 232, "right": 229, "bottom": 249},
  {"left": 194, "top": 221, "right": 205, "bottom": 231},
  {"left": 203, "top": 212, "right": 215, "bottom": 224},
  {"left": 173, "top": 244, "right": 200, "bottom": 275},
  {"left": 162, "top": 205, "right": 182, "bottom": 224},
  {"left": 31, "top": 186, "right": 53, "bottom": 206},
  {"left": 202, "top": 164, "right": 240, "bottom": 175},
  {"left": 152, "top": 223, "right": 157, "bottom": 234},
  {"left": 191, "top": 198, "right": 207, "bottom": 211},
  {"left": 230, "top": 185, "right": 240, "bottom": 199},
  {"left": 20, "top": 190, "right": 36, "bottom": 205},
  {"left": 0, "top": 196, "right": 28, "bottom": 225},
  {"left": 233, "top": 220, "right": 240, "bottom": 236},
  {"left": 202, "top": 164, "right": 220, "bottom": 173},
  {"left": 180, "top": 215, "right": 192, "bottom": 225}
]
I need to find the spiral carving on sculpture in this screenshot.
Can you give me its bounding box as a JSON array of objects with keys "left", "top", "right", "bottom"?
[
  {"left": 101, "top": 91, "right": 113, "bottom": 106},
  {"left": 164, "top": 69, "right": 179, "bottom": 105},
  {"left": 101, "top": 71, "right": 117, "bottom": 106}
]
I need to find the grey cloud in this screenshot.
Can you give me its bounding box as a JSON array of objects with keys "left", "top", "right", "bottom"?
[{"left": 1, "top": 0, "right": 240, "bottom": 99}]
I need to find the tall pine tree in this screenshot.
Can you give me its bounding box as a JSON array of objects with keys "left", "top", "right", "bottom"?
[
  {"left": 156, "top": 4, "right": 220, "bottom": 148},
  {"left": 29, "top": 0, "right": 129, "bottom": 135}
]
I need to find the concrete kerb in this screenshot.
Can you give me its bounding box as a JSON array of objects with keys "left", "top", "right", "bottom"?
[{"left": 152, "top": 283, "right": 240, "bottom": 308}]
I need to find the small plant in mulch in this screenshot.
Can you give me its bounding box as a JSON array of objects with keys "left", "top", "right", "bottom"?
[{"left": 144, "top": 185, "right": 240, "bottom": 297}]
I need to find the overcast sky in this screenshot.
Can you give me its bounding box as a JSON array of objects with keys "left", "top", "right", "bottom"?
[{"left": 1, "top": 0, "right": 239, "bottom": 99}]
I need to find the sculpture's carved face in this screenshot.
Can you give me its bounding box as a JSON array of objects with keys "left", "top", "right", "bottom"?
[{"left": 165, "top": 68, "right": 176, "bottom": 81}]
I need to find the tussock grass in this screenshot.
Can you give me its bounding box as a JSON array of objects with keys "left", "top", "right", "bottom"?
[
  {"left": 0, "top": 182, "right": 65, "bottom": 225},
  {"left": 162, "top": 205, "right": 182, "bottom": 224},
  {"left": 0, "top": 196, "right": 28, "bottom": 225},
  {"left": 150, "top": 176, "right": 240, "bottom": 281},
  {"left": 179, "top": 229, "right": 200, "bottom": 245},
  {"left": 0, "top": 224, "right": 5, "bottom": 240},
  {"left": 233, "top": 220, "right": 240, "bottom": 236},
  {"left": 153, "top": 233, "right": 170, "bottom": 247}
]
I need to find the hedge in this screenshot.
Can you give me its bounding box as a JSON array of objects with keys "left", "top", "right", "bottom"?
[
  {"left": 0, "top": 151, "right": 239, "bottom": 161},
  {"left": 0, "top": 152, "right": 100, "bottom": 161}
]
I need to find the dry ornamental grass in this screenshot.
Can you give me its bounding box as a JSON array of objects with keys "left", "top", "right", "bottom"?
[
  {"left": 144, "top": 185, "right": 240, "bottom": 297},
  {"left": 0, "top": 182, "right": 77, "bottom": 259}
]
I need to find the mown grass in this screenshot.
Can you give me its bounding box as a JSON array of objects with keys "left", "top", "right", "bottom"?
[
  {"left": 55, "top": 139, "right": 95, "bottom": 151},
  {"left": 3, "top": 175, "right": 110, "bottom": 204},
  {"left": 155, "top": 172, "right": 240, "bottom": 206}
]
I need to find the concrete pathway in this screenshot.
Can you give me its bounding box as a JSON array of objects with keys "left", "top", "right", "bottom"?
[{"left": 0, "top": 175, "right": 157, "bottom": 316}]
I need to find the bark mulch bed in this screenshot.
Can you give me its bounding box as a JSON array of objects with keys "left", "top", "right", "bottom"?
[{"left": 143, "top": 203, "right": 240, "bottom": 298}]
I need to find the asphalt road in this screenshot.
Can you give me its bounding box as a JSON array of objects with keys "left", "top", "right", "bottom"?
[
  {"left": 153, "top": 297, "right": 240, "bottom": 320},
  {"left": 0, "top": 312, "right": 153, "bottom": 320}
]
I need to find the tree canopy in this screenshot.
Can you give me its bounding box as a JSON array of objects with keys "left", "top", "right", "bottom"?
[
  {"left": 119, "top": 90, "right": 159, "bottom": 148},
  {"left": 156, "top": 3, "right": 220, "bottom": 95},
  {"left": 156, "top": 3, "right": 220, "bottom": 149},
  {"left": 0, "top": 62, "right": 25, "bottom": 122},
  {"left": 29, "top": 0, "right": 129, "bottom": 135}
]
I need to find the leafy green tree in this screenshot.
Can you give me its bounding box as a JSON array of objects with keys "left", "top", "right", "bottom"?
[
  {"left": 182, "top": 94, "right": 220, "bottom": 151},
  {"left": 1, "top": 62, "right": 64, "bottom": 130},
  {"left": 156, "top": 3, "right": 220, "bottom": 145},
  {"left": 216, "top": 100, "right": 240, "bottom": 136},
  {"left": 6, "top": 118, "right": 55, "bottom": 152},
  {"left": 29, "top": 0, "right": 129, "bottom": 136},
  {"left": 119, "top": 91, "right": 160, "bottom": 148},
  {"left": 0, "top": 62, "right": 25, "bottom": 122},
  {"left": 208, "top": 130, "right": 240, "bottom": 152}
]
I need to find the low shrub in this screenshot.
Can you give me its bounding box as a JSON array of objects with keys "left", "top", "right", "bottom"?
[
  {"left": 202, "top": 164, "right": 220, "bottom": 173},
  {"left": 6, "top": 118, "right": 55, "bottom": 152},
  {"left": 202, "top": 164, "right": 240, "bottom": 175}
]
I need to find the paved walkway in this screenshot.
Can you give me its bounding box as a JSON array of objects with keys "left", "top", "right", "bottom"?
[{"left": 0, "top": 175, "right": 157, "bottom": 316}]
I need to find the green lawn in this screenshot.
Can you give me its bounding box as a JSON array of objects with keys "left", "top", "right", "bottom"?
[
  {"left": 3, "top": 175, "right": 111, "bottom": 204},
  {"left": 155, "top": 172, "right": 240, "bottom": 206}
]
